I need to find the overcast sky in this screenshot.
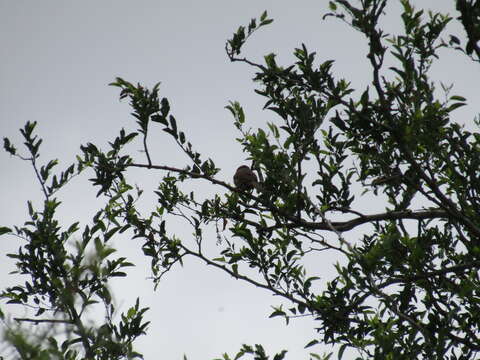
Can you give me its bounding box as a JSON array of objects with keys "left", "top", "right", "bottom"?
[{"left": 1, "top": 1, "right": 478, "bottom": 359}]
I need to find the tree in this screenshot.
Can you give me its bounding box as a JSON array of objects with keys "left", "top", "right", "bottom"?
[{"left": 1, "top": 0, "right": 480, "bottom": 359}]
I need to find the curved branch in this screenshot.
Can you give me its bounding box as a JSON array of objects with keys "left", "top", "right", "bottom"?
[
  {"left": 179, "top": 244, "right": 310, "bottom": 310},
  {"left": 129, "top": 162, "right": 452, "bottom": 234},
  {"left": 381, "top": 260, "right": 480, "bottom": 288},
  {"left": 143, "top": 133, "right": 152, "bottom": 167},
  {"left": 129, "top": 162, "right": 236, "bottom": 191},
  {"left": 277, "top": 208, "right": 449, "bottom": 233}
]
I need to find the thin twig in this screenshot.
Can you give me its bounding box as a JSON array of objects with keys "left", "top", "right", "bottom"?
[{"left": 14, "top": 318, "right": 73, "bottom": 324}]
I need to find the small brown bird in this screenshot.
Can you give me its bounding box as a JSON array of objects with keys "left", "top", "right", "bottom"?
[
  {"left": 233, "top": 165, "right": 262, "bottom": 192},
  {"left": 371, "top": 168, "right": 403, "bottom": 186}
]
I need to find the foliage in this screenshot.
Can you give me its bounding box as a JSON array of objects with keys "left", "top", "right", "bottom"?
[
  {"left": 1, "top": 121, "right": 148, "bottom": 359},
  {"left": 2, "top": 1, "right": 480, "bottom": 359}
]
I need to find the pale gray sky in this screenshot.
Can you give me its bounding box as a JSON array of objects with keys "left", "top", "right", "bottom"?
[{"left": 1, "top": 1, "right": 477, "bottom": 359}]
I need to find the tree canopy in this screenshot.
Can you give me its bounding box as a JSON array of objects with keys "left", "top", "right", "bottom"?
[{"left": 2, "top": 0, "right": 480, "bottom": 359}]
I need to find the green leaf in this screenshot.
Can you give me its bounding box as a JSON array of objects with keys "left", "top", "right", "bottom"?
[
  {"left": 450, "top": 95, "right": 466, "bottom": 102},
  {"left": 269, "top": 309, "right": 286, "bottom": 318},
  {"left": 0, "top": 227, "right": 11, "bottom": 236},
  {"left": 260, "top": 19, "right": 273, "bottom": 26},
  {"left": 110, "top": 271, "right": 127, "bottom": 277},
  {"left": 169, "top": 115, "right": 178, "bottom": 135},
  {"left": 338, "top": 343, "right": 348, "bottom": 360},
  {"left": 305, "top": 339, "right": 319, "bottom": 348},
  {"left": 449, "top": 35, "right": 460, "bottom": 45},
  {"left": 260, "top": 10, "right": 267, "bottom": 22},
  {"left": 3, "top": 138, "right": 17, "bottom": 155},
  {"left": 264, "top": 53, "right": 277, "bottom": 68},
  {"left": 447, "top": 102, "right": 466, "bottom": 112}
]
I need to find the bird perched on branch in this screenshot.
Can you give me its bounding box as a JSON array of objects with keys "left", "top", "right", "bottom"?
[
  {"left": 233, "top": 165, "right": 262, "bottom": 192},
  {"left": 371, "top": 167, "right": 403, "bottom": 186}
]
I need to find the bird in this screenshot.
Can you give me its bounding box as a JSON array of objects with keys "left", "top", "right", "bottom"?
[
  {"left": 233, "top": 165, "right": 262, "bottom": 192},
  {"left": 371, "top": 167, "right": 403, "bottom": 186}
]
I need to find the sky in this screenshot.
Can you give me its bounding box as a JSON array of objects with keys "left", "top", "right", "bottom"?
[{"left": 0, "top": 1, "right": 478, "bottom": 359}]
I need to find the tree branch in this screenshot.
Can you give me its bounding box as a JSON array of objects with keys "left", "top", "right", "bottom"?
[
  {"left": 14, "top": 318, "right": 73, "bottom": 324},
  {"left": 129, "top": 162, "right": 451, "bottom": 234},
  {"left": 270, "top": 208, "right": 449, "bottom": 233}
]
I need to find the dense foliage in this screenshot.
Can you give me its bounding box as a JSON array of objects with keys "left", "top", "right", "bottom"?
[{"left": 2, "top": 1, "right": 480, "bottom": 359}]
